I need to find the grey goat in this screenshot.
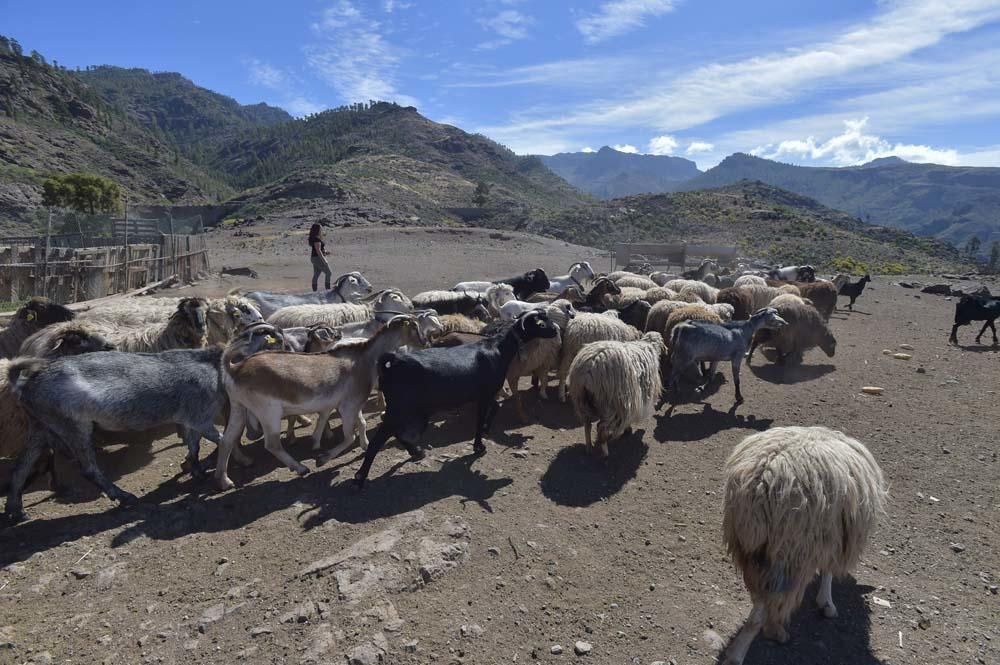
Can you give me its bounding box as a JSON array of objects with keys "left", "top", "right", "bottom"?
[
  {"left": 241, "top": 272, "right": 373, "bottom": 318},
  {"left": 4, "top": 323, "right": 284, "bottom": 522},
  {"left": 668, "top": 308, "right": 787, "bottom": 405}
]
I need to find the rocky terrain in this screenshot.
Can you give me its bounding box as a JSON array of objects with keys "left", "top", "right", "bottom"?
[{"left": 1, "top": 225, "right": 997, "bottom": 665}]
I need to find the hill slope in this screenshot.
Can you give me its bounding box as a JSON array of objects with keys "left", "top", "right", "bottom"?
[
  {"left": 541, "top": 146, "right": 700, "bottom": 199},
  {"left": 0, "top": 49, "right": 238, "bottom": 227},
  {"left": 679, "top": 153, "right": 1000, "bottom": 248},
  {"left": 520, "top": 181, "right": 966, "bottom": 273}
]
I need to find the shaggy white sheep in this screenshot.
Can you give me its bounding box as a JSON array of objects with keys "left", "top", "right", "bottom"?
[
  {"left": 665, "top": 279, "right": 719, "bottom": 304},
  {"left": 602, "top": 286, "right": 648, "bottom": 310},
  {"left": 80, "top": 295, "right": 262, "bottom": 345},
  {"left": 733, "top": 275, "right": 767, "bottom": 288},
  {"left": 642, "top": 286, "right": 679, "bottom": 304},
  {"left": 720, "top": 426, "right": 887, "bottom": 665},
  {"left": 268, "top": 290, "right": 412, "bottom": 329},
  {"left": 649, "top": 271, "right": 679, "bottom": 286},
  {"left": 747, "top": 294, "right": 836, "bottom": 364},
  {"left": 613, "top": 274, "right": 658, "bottom": 290},
  {"left": 557, "top": 313, "right": 642, "bottom": 402},
  {"left": 567, "top": 331, "right": 664, "bottom": 457}
]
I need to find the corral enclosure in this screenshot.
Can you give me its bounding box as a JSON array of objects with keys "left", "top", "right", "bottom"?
[
  {"left": 0, "top": 212, "right": 210, "bottom": 304},
  {"left": 0, "top": 225, "right": 997, "bottom": 665}
]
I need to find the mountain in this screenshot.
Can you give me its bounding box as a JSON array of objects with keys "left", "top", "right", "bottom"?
[
  {"left": 679, "top": 153, "right": 1000, "bottom": 249},
  {"left": 75, "top": 66, "right": 291, "bottom": 147},
  {"left": 540, "top": 146, "right": 701, "bottom": 199},
  {"left": 0, "top": 37, "right": 589, "bottom": 232},
  {"left": 0, "top": 48, "right": 241, "bottom": 229},
  {"left": 521, "top": 180, "right": 966, "bottom": 273}
]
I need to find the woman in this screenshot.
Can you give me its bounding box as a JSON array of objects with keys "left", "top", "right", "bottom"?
[{"left": 308, "top": 223, "right": 332, "bottom": 292}]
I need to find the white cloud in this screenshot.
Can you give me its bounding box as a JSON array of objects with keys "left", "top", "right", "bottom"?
[
  {"left": 487, "top": 1, "right": 1000, "bottom": 143},
  {"left": 577, "top": 0, "right": 676, "bottom": 43},
  {"left": 285, "top": 96, "right": 326, "bottom": 117},
  {"left": 581, "top": 146, "right": 597, "bottom": 153},
  {"left": 686, "top": 141, "right": 714, "bottom": 154},
  {"left": 647, "top": 134, "right": 678, "bottom": 155},
  {"left": 477, "top": 9, "right": 533, "bottom": 49},
  {"left": 448, "top": 57, "right": 635, "bottom": 88},
  {"left": 613, "top": 144, "right": 639, "bottom": 153},
  {"left": 382, "top": 0, "right": 412, "bottom": 12},
  {"left": 759, "top": 117, "right": 960, "bottom": 166},
  {"left": 247, "top": 59, "right": 286, "bottom": 90},
  {"left": 307, "top": 1, "right": 419, "bottom": 106}
]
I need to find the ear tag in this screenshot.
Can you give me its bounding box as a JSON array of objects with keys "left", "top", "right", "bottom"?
[
  {"left": 265, "top": 335, "right": 277, "bottom": 345},
  {"left": 26, "top": 311, "right": 36, "bottom": 321}
]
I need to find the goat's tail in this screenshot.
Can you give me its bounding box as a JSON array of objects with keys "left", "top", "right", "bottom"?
[{"left": 7, "top": 357, "right": 48, "bottom": 401}]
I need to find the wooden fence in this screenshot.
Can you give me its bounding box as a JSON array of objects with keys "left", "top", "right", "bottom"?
[{"left": 0, "top": 234, "right": 209, "bottom": 304}]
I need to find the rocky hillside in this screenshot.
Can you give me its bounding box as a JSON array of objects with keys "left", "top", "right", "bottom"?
[
  {"left": 678, "top": 153, "right": 1000, "bottom": 249},
  {"left": 541, "top": 146, "right": 701, "bottom": 199},
  {"left": 518, "top": 181, "right": 967, "bottom": 273}
]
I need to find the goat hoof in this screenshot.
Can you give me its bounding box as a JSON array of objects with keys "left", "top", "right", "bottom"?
[
  {"left": 292, "top": 465, "right": 310, "bottom": 477},
  {"left": 4, "top": 508, "right": 28, "bottom": 525},
  {"left": 410, "top": 449, "right": 426, "bottom": 461},
  {"left": 116, "top": 490, "right": 139, "bottom": 505},
  {"left": 763, "top": 624, "right": 789, "bottom": 644},
  {"left": 820, "top": 603, "right": 838, "bottom": 619},
  {"left": 217, "top": 477, "right": 235, "bottom": 492},
  {"left": 473, "top": 443, "right": 487, "bottom": 455},
  {"left": 352, "top": 474, "right": 366, "bottom": 490}
]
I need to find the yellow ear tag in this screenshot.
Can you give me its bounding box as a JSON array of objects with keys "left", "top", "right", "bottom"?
[
  {"left": 26, "top": 311, "right": 35, "bottom": 321},
  {"left": 265, "top": 335, "right": 277, "bottom": 345}
]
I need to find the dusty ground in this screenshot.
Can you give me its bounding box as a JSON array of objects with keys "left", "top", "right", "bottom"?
[{"left": 1, "top": 224, "right": 998, "bottom": 665}]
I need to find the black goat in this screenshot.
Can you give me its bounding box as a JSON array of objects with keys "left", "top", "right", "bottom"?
[
  {"left": 950, "top": 294, "right": 1000, "bottom": 345},
  {"left": 838, "top": 274, "right": 871, "bottom": 310},
  {"left": 496, "top": 268, "right": 549, "bottom": 300},
  {"left": 617, "top": 299, "right": 651, "bottom": 331},
  {"left": 411, "top": 291, "right": 491, "bottom": 320},
  {"left": 353, "top": 311, "right": 558, "bottom": 486}
]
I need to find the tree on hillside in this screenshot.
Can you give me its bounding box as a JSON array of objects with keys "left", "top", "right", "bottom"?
[
  {"left": 473, "top": 181, "right": 492, "bottom": 208},
  {"left": 965, "top": 235, "right": 982, "bottom": 258},
  {"left": 42, "top": 173, "right": 121, "bottom": 215},
  {"left": 990, "top": 240, "right": 1000, "bottom": 273}
]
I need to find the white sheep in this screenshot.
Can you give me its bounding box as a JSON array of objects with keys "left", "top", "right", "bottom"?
[
  {"left": 733, "top": 274, "right": 767, "bottom": 288},
  {"left": 557, "top": 313, "right": 642, "bottom": 402},
  {"left": 649, "top": 271, "right": 679, "bottom": 286},
  {"left": 268, "top": 289, "right": 412, "bottom": 329},
  {"left": 613, "top": 274, "right": 658, "bottom": 290},
  {"left": 642, "top": 286, "right": 679, "bottom": 304},
  {"left": 80, "top": 295, "right": 262, "bottom": 345},
  {"left": 484, "top": 283, "right": 515, "bottom": 315},
  {"left": 84, "top": 298, "right": 210, "bottom": 352},
  {"left": 666, "top": 279, "right": 719, "bottom": 303},
  {"left": 567, "top": 331, "right": 664, "bottom": 457},
  {"left": 720, "top": 426, "right": 887, "bottom": 665}
]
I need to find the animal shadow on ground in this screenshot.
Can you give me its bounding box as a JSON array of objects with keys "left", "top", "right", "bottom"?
[
  {"left": 300, "top": 453, "right": 512, "bottom": 528},
  {"left": 539, "top": 430, "right": 647, "bottom": 507},
  {"left": 749, "top": 357, "right": 836, "bottom": 384},
  {"left": 654, "top": 403, "right": 772, "bottom": 442},
  {"left": 730, "top": 579, "right": 885, "bottom": 665}
]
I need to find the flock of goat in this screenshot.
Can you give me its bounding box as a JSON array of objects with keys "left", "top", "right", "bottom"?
[{"left": 0, "top": 258, "right": 892, "bottom": 663}]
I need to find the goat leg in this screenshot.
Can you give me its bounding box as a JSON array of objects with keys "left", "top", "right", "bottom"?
[
  {"left": 4, "top": 428, "right": 47, "bottom": 523},
  {"left": 180, "top": 428, "right": 206, "bottom": 479},
  {"left": 949, "top": 323, "right": 961, "bottom": 345},
  {"left": 732, "top": 358, "right": 744, "bottom": 403},
  {"left": 354, "top": 421, "right": 393, "bottom": 488},
  {"left": 721, "top": 601, "right": 766, "bottom": 665},
  {"left": 991, "top": 319, "right": 999, "bottom": 346},
  {"left": 75, "top": 442, "right": 138, "bottom": 505}
]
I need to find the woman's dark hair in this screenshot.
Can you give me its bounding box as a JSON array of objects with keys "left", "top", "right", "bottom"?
[{"left": 309, "top": 223, "right": 322, "bottom": 238}]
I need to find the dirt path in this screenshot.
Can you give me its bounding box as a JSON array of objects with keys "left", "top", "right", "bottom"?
[{"left": 1, "top": 226, "right": 997, "bottom": 665}]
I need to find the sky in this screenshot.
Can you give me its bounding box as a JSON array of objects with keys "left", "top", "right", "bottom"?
[{"left": 5, "top": 0, "right": 1000, "bottom": 170}]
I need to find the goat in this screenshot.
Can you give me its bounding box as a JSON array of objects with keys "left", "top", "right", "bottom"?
[
  {"left": 352, "top": 311, "right": 558, "bottom": 487},
  {"left": 768, "top": 265, "right": 815, "bottom": 282},
  {"left": 547, "top": 262, "right": 596, "bottom": 294},
  {"left": 3, "top": 324, "right": 285, "bottom": 521},
  {"left": 575, "top": 277, "right": 622, "bottom": 313},
  {"left": 411, "top": 291, "right": 491, "bottom": 320},
  {"left": 721, "top": 426, "right": 887, "bottom": 665},
  {"left": 667, "top": 308, "right": 787, "bottom": 405},
  {"left": 215, "top": 315, "right": 428, "bottom": 490},
  {"left": 241, "top": 272, "right": 373, "bottom": 318},
  {"left": 568, "top": 332, "right": 665, "bottom": 458},
  {"left": 681, "top": 258, "right": 718, "bottom": 281},
  {"left": 0, "top": 298, "right": 76, "bottom": 359},
  {"left": 0, "top": 326, "right": 115, "bottom": 497},
  {"left": 616, "top": 299, "right": 651, "bottom": 331},
  {"left": 949, "top": 294, "right": 1000, "bottom": 345},
  {"left": 453, "top": 268, "right": 550, "bottom": 300},
  {"left": 838, "top": 274, "right": 871, "bottom": 310}
]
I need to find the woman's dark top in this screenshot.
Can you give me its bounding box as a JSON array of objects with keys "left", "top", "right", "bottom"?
[{"left": 309, "top": 234, "right": 326, "bottom": 257}]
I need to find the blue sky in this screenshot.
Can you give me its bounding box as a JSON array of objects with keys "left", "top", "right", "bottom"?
[{"left": 5, "top": 0, "right": 1000, "bottom": 170}]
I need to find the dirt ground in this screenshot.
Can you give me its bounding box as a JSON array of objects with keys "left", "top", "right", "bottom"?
[{"left": 1, "top": 223, "right": 998, "bottom": 665}]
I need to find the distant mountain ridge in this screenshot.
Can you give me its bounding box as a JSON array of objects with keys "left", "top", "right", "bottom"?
[
  {"left": 540, "top": 146, "right": 700, "bottom": 199},
  {"left": 678, "top": 153, "right": 1000, "bottom": 248}
]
